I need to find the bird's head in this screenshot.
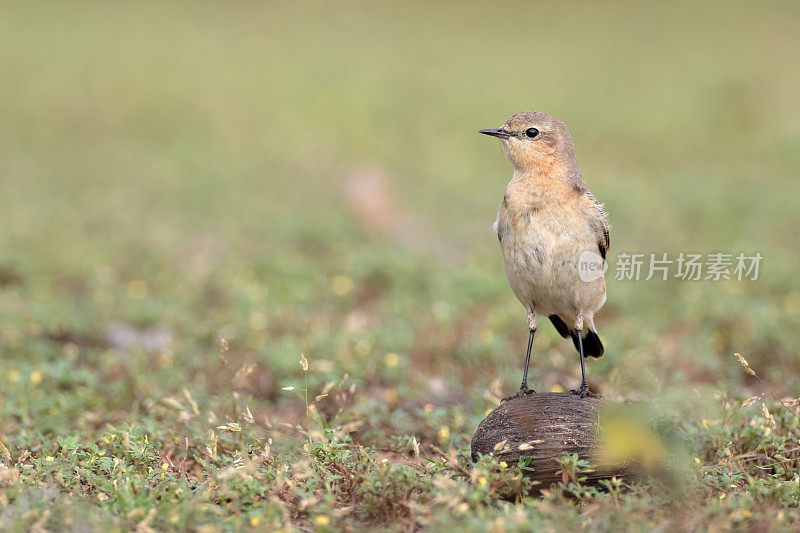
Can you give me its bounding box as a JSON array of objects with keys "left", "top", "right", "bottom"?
[{"left": 480, "top": 111, "right": 577, "bottom": 175}]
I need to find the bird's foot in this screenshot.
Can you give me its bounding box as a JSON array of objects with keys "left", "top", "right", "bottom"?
[
  {"left": 570, "top": 385, "right": 598, "bottom": 399},
  {"left": 502, "top": 385, "right": 535, "bottom": 402}
]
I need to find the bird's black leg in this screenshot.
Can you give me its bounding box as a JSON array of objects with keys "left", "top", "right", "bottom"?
[
  {"left": 503, "top": 329, "right": 536, "bottom": 401},
  {"left": 571, "top": 328, "right": 597, "bottom": 398},
  {"left": 520, "top": 328, "right": 535, "bottom": 392}
]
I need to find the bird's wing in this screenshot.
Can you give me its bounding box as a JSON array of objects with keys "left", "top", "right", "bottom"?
[{"left": 583, "top": 192, "right": 610, "bottom": 260}]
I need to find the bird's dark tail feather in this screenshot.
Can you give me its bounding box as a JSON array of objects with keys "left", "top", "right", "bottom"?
[{"left": 548, "top": 315, "right": 604, "bottom": 358}]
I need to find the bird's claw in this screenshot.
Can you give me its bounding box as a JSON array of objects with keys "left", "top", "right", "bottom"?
[
  {"left": 570, "top": 386, "right": 598, "bottom": 399},
  {"left": 502, "top": 386, "right": 535, "bottom": 402}
]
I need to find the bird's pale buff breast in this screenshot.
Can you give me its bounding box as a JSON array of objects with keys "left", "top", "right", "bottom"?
[{"left": 494, "top": 184, "right": 606, "bottom": 320}]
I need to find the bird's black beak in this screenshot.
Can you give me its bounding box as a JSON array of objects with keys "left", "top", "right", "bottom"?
[{"left": 479, "top": 128, "right": 511, "bottom": 139}]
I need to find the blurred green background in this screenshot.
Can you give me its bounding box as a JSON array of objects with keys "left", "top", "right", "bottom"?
[{"left": 1, "top": 0, "right": 799, "bottom": 529}]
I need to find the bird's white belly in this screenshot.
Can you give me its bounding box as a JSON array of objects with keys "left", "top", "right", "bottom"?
[{"left": 496, "top": 212, "right": 602, "bottom": 318}]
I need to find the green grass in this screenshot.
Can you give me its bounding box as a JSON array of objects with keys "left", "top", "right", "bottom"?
[{"left": 1, "top": 1, "right": 799, "bottom": 530}]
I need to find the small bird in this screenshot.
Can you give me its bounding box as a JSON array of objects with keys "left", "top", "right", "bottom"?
[{"left": 480, "top": 111, "right": 609, "bottom": 399}]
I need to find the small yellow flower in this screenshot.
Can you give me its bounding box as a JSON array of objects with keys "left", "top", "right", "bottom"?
[
  {"left": 98, "top": 450, "right": 105, "bottom": 456},
  {"left": 250, "top": 518, "right": 260, "bottom": 526},
  {"left": 384, "top": 352, "right": 400, "bottom": 368},
  {"left": 161, "top": 462, "right": 169, "bottom": 470},
  {"left": 784, "top": 291, "right": 800, "bottom": 315},
  {"left": 30, "top": 370, "right": 43, "bottom": 384},
  {"left": 695, "top": 457, "right": 701, "bottom": 464},
  {"left": 97, "top": 493, "right": 109, "bottom": 501},
  {"left": 8, "top": 369, "right": 20, "bottom": 382},
  {"left": 315, "top": 515, "right": 330, "bottom": 526},
  {"left": 45, "top": 456, "right": 54, "bottom": 462},
  {"left": 499, "top": 461, "right": 508, "bottom": 468},
  {"left": 439, "top": 426, "right": 450, "bottom": 439},
  {"left": 249, "top": 310, "right": 268, "bottom": 330},
  {"left": 478, "top": 477, "right": 487, "bottom": 486},
  {"left": 330, "top": 275, "right": 354, "bottom": 296},
  {"left": 384, "top": 389, "right": 399, "bottom": 403},
  {"left": 127, "top": 279, "right": 148, "bottom": 299}
]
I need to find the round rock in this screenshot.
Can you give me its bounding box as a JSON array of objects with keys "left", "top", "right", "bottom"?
[{"left": 471, "top": 392, "right": 630, "bottom": 488}]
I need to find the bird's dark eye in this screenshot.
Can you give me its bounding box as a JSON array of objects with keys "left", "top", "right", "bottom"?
[{"left": 525, "top": 127, "right": 540, "bottom": 138}]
